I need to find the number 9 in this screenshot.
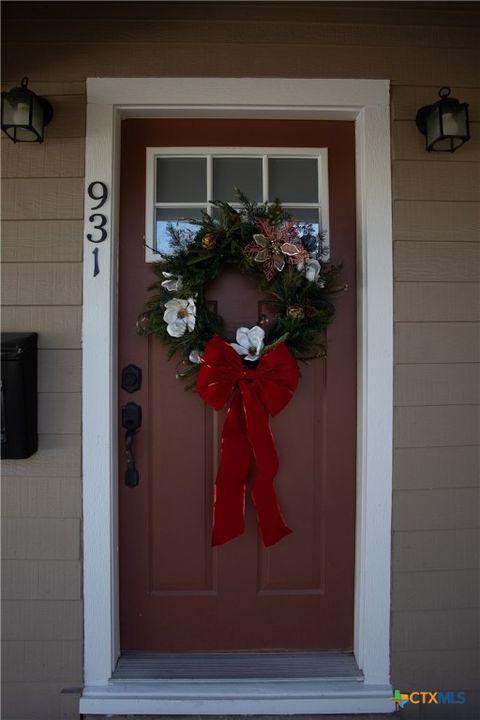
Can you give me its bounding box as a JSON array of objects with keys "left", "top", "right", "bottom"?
[{"left": 88, "top": 181, "right": 108, "bottom": 210}]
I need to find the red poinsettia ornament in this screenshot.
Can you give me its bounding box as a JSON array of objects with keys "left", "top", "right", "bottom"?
[{"left": 244, "top": 218, "right": 308, "bottom": 280}]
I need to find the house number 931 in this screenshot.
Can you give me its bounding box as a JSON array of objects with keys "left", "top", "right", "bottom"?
[{"left": 86, "top": 181, "right": 109, "bottom": 276}]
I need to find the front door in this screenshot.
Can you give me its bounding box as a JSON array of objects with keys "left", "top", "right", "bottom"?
[{"left": 118, "top": 119, "right": 356, "bottom": 652}]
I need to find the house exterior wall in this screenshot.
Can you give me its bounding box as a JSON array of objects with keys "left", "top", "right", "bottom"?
[{"left": 1, "top": 2, "right": 479, "bottom": 719}]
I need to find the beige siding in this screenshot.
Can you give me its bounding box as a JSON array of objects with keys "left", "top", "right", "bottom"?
[
  {"left": 392, "top": 608, "right": 479, "bottom": 651},
  {"left": 1, "top": 3, "right": 479, "bottom": 719},
  {"left": 392, "top": 569, "right": 480, "bottom": 611},
  {"left": 2, "top": 42, "right": 479, "bottom": 86},
  {"left": 395, "top": 322, "right": 480, "bottom": 363},
  {"left": 1, "top": 19, "right": 85, "bottom": 718},
  {"left": 393, "top": 488, "right": 480, "bottom": 531},
  {"left": 393, "top": 200, "right": 480, "bottom": 242},
  {"left": 2, "top": 600, "right": 82, "bottom": 641},
  {"left": 395, "top": 363, "right": 480, "bottom": 405},
  {"left": 1, "top": 220, "right": 84, "bottom": 262},
  {"left": 2, "top": 560, "right": 81, "bottom": 600},
  {"left": 37, "top": 350, "right": 82, "bottom": 393},
  {"left": 3, "top": 640, "right": 82, "bottom": 682},
  {"left": 393, "top": 161, "right": 480, "bottom": 202},
  {"left": 393, "top": 529, "right": 480, "bottom": 572},
  {"left": 395, "top": 282, "right": 480, "bottom": 321},
  {"left": 2, "top": 476, "right": 81, "bottom": 517},
  {"left": 1, "top": 306, "right": 81, "bottom": 348},
  {"left": 1, "top": 137, "right": 85, "bottom": 178},
  {"left": 394, "top": 446, "right": 479, "bottom": 490},
  {"left": 395, "top": 405, "right": 480, "bottom": 447},
  {"left": 1, "top": 263, "right": 82, "bottom": 306},
  {"left": 2, "top": 683, "right": 80, "bottom": 720},
  {"left": 1, "top": 178, "right": 84, "bottom": 219},
  {"left": 38, "top": 394, "right": 82, "bottom": 435},
  {"left": 394, "top": 241, "right": 480, "bottom": 282},
  {"left": 2, "top": 519, "right": 81, "bottom": 560},
  {"left": 1, "top": 435, "right": 81, "bottom": 478},
  {"left": 393, "top": 649, "right": 479, "bottom": 688}
]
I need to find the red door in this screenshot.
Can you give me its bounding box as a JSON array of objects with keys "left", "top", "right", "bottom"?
[{"left": 118, "top": 119, "right": 356, "bottom": 652}]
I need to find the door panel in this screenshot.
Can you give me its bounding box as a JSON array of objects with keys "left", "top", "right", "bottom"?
[{"left": 118, "top": 119, "right": 356, "bottom": 652}]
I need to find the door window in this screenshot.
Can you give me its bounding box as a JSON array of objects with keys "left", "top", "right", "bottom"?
[{"left": 145, "top": 149, "right": 329, "bottom": 261}]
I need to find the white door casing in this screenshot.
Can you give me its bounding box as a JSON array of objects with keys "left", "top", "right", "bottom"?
[{"left": 81, "top": 78, "right": 393, "bottom": 715}]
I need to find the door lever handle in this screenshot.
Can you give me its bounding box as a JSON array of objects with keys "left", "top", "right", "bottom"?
[{"left": 122, "top": 402, "right": 142, "bottom": 487}]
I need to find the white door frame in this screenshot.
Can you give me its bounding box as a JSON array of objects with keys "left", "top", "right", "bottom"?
[{"left": 81, "top": 78, "right": 393, "bottom": 715}]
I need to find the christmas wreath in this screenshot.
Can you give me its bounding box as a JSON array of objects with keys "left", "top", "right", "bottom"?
[
  {"left": 141, "top": 191, "right": 343, "bottom": 547},
  {"left": 141, "top": 191, "right": 342, "bottom": 378}
]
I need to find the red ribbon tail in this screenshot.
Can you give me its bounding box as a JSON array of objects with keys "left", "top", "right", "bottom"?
[
  {"left": 212, "top": 391, "right": 251, "bottom": 546},
  {"left": 240, "top": 383, "right": 292, "bottom": 547}
]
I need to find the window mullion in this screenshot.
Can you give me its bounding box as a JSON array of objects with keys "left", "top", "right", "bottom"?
[
  {"left": 262, "top": 155, "right": 268, "bottom": 204},
  {"left": 206, "top": 154, "right": 213, "bottom": 215}
]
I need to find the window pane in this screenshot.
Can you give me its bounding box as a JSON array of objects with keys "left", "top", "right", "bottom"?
[
  {"left": 155, "top": 207, "right": 204, "bottom": 254},
  {"left": 156, "top": 157, "right": 207, "bottom": 203},
  {"left": 285, "top": 206, "right": 320, "bottom": 227},
  {"left": 213, "top": 158, "right": 263, "bottom": 202},
  {"left": 285, "top": 207, "right": 325, "bottom": 255},
  {"left": 268, "top": 158, "right": 318, "bottom": 203}
]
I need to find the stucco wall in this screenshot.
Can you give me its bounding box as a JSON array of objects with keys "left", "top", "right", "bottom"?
[{"left": 1, "top": 2, "right": 479, "bottom": 719}]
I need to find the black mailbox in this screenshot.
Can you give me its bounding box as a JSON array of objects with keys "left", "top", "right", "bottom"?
[{"left": 1, "top": 332, "right": 38, "bottom": 459}]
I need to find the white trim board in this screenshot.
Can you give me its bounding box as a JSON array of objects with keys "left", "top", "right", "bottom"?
[
  {"left": 81, "top": 680, "right": 392, "bottom": 715},
  {"left": 81, "top": 77, "right": 393, "bottom": 716}
]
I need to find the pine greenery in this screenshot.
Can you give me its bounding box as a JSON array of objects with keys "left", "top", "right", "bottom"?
[{"left": 141, "top": 192, "right": 343, "bottom": 384}]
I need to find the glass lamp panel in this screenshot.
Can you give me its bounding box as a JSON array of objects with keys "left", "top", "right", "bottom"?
[
  {"left": 156, "top": 157, "right": 207, "bottom": 203},
  {"left": 14, "top": 127, "right": 38, "bottom": 142},
  {"left": 432, "top": 137, "right": 454, "bottom": 151},
  {"left": 442, "top": 106, "right": 467, "bottom": 137},
  {"left": 155, "top": 207, "right": 204, "bottom": 254},
  {"left": 9, "top": 99, "right": 30, "bottom": 127},
  {"left": 268, "top": 158, "right": 318, "bottom": 203},
  {"left": 212, "top": 157, "right": 262, "bottom": 202},
  {"left": 426, "top": 106, "right": 441, "bottom": 147},
  {"left": 31, "top": 95, "right": 44, "bottom": 138}
]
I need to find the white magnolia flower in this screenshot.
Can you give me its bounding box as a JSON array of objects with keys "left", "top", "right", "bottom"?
[
  {"left": 161, "top": 272, "right": 183, "bottom": 292},
  {"left": 188, "top": 349, "right": 202, "bottom": 364},
  {"left": 163, "top": 298, "right": 196, "bottom": 338},
  {"left": 304, "top": 258, "right": 321, "bottom": 282},
  {"left": 230, "top": 325, "right": 265, "bottom": 362},
  {"left": 297, "top": 257, "right": 321, "bottom": 283}
]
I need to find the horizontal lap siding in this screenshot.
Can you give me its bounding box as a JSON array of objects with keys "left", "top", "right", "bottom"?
[
  {"left": 389, "top": 21, "right": 480, "bottom": 703},
  {"left": 1, "top": 3, "right": 479, "bottom": 719},
  {"left": 0, "top": 39, "right": 85, "bottom": 720}
]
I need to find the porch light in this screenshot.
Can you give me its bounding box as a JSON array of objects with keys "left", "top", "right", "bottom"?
[
  {"left": 416, "top": 87, "right": 470, "bottom": 152},
  {"left": 1, "top": 77, "right": 53, "bottom": 143}
]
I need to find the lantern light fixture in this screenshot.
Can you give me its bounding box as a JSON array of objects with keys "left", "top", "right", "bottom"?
[
  {"left": 416, "top": 86, "right": 470, "bottom": 153},
  {"left": 1, "top": 77, "right": 53, "bottom": 144}
]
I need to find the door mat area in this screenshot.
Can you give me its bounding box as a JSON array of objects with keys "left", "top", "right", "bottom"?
[{"left": 113, "top": 652, "right": 363, "bottom": 680}]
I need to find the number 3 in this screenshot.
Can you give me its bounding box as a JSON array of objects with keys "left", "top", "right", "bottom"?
[{"left": 87, "top": 213, "right": 107, "bottom": 243}]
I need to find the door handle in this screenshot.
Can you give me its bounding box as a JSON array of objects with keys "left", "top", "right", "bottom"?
[{"left": 122, "top": 402, "right": 142, "bottom": 487}]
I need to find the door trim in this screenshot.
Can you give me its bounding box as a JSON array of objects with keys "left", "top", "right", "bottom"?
[{"left": 81, "top": 78, "right": 393, "bottom": 715}]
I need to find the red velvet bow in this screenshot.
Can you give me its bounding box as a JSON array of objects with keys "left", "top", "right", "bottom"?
[{"left": 196, "top": 336, "right": 299, "bottom": 546}]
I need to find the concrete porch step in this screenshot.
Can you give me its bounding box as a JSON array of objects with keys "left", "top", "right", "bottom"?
[{"left": 85, "top": 716, "right": 396, "bottom": 719}]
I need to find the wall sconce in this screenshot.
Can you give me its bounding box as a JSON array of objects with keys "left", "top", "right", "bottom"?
[
  {"left": 1, "top": 77, "right": 53, "bottom": 143},
  {"left": 416, "top": 87, "right": 470, "bottom": 152}
]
